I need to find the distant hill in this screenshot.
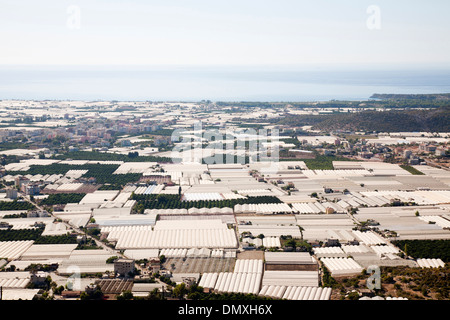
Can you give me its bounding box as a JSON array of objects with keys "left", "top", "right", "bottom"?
[{"left": 370, "top": 93, "right": 450, "bottom": 101}]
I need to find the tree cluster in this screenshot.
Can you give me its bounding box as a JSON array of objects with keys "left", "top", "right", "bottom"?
[
  {"left": 132, "top": 194, "right": 282, "bottom": 212},
  {"left": 55, "top": 150, "right": 172, "bottom": 163},
  {"left": 0, "top": 200, "right": 35, "bottom": 211}
]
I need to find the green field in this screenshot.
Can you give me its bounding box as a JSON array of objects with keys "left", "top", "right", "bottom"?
[
  {"left": 303, "top": 155, "right": 357, "bottom": 170},
  {"left": 392, "top": 240, "right": 450, "bottom": 262},
  {"left": 39, "top": 193, "right": 86, "bottom": 206}
]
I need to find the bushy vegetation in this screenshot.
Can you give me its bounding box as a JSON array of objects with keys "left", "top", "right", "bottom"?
[
  {"left": 392, "top": 240, "right": 450, "bottom": 262},
  {"left": 321, "top": 265, "right": 340, "bottom": 289},
  {"left": 106, "top": 256, "right": 118, "bottom": 264},
  {"left": 131, "top": 194, "right": 282, "bottom": 212},
  {"left": 39, "top": 193, "right": 86, "bottom": 205},
  {"left": 0, "top": 200, "right": 35, "bottom": 211},
  {"left": 323, "top": 106, "right": 449, "bottom": 132},
  {"left": 0, "top": 141, "right": 30, "bottom": 151},
  {"left": 55, "top": 151, "right": 173, "bottom": 163},
  {"left": 336, "top": 264, "right": 450, "bottom": 300},
  {"left": 281, "top": 238, "right": 312, "bottom": 253},
  {"left": 80, "top": 285, "right": 104, "bottom": 300},
  {"left": 400, "top": 165, "right": 425, "bottom": 175},
  {"left": 24, "top": 263, "right": 58, "bottom": 272}
]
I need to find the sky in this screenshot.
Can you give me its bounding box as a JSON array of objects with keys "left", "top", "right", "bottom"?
[{"left": 0, "top": 0, "right": 449, "bottom": 68}]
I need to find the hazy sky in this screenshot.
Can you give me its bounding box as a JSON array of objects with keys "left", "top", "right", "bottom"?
[{"left": 0, "top": 0, "right": 449, "bottom": 67}]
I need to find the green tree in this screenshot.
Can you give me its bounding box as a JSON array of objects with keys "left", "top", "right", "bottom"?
[{"left": 80, "top": 286, "right": 103, "bottom": 300}]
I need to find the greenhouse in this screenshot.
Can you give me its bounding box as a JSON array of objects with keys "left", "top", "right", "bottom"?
[{"left": 259, "top": 285, "right": 332, "bottom": 300}]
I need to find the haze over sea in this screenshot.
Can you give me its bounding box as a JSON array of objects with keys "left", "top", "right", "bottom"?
[{"left": 1, "top": 65, "right": 449, "bottom": 102}]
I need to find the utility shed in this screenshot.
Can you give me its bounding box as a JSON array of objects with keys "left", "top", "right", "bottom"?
[{"left": 264, "top": 252, "right": 318, "bottom": 271}]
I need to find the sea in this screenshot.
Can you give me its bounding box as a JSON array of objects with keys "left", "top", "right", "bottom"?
[{"left": 0, "top": 65, "right": 449, "bottom": 102}]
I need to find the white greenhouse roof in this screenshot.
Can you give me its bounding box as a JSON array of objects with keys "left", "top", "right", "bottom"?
[
  {"left": 320, "top": 257, "right": 363, "bottom": 276},
  {"left": 416, "top": 258, "right": 445, "bottom": 268},
  {"left": 262, "top": 270, "right": 319, "bottom": 287},
  {"left": 20, "top": 244, "right": 78, "bottom": 260},
  {"left": 0, "top": 241, "right": 34, "bottom": 260},
  {"left": 1, "top": 289, "right": 40, "bottom": 300},
  {"left": 0, "top": 272, "right": 31, "bottom": 289}
]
